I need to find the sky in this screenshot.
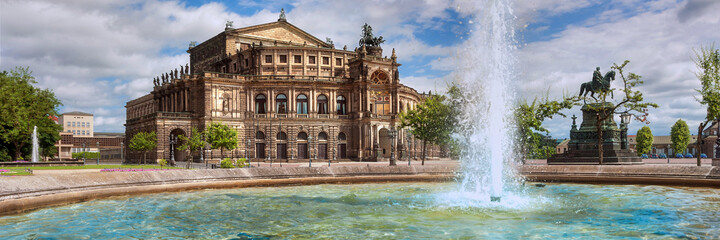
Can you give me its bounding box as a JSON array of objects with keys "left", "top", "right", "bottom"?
[{"left": 1, "top": 0, "right": 719, "bottom": 138}]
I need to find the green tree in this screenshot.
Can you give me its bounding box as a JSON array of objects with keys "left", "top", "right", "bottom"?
[
  {"left": 635, "top": 126, "right": 653, "bottom": 156},
  {"left": 177, "top": 128, "right": 206, "bottom": 169},
  {"left": 515, "top": 96, "right": 578, "bottom": 162},
  {"left": 693, "top": 45, "right": 720, "bottom": 165},
  {"left": 0, "top": 67, "right": 62, "bottom": 161},
  {"left": 399, "top": 94, "right": 453, "bottom": 165},
  {"left": 205, "top": 122, "right": 238, "bottom": 159},
  {"left": 579, "top": 60, "right": 658, "bottom": 164},
  {"left": 128, "top": 131, "right": 157, "bottom": 164},
  {"left": 671, "top": 119, "right": 690, "bottom": 156}
]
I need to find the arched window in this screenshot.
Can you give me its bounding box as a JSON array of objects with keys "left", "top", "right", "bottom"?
[
  {"left": 256, "top": 131, "right": 265, "bottom": 139},
  {"left": 297, "top": 94, "right": 308, "bottom": 114},
  {"left": 338, "top": 132, "right": 347, "bottom": 140},
  {"left": 276, "top": 94, "right": 287, "bottom": 114},
  {"left": 277, "top": 131, "right": 287, "bottom": 140},
  {"left": 317, "top": 94, "right": 328, "bottom": 114},
  {"left": 318, "top": 132, "right": 328, "bottom": 141},
  {"left": 297, "top": 132, "right": 308, "bottom": 140},
  {"left": 255, "top": 94, "right": 267, "bottom": 114},
  {"left": 336, "top": 95, "right": 347, "bottom": 115}
]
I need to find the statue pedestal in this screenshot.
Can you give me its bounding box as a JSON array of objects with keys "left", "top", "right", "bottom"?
[{"left": 548, "top": 103, "right": 642, "bottom": 165}]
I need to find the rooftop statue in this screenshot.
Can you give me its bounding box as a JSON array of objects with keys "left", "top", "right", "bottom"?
[
  {"left": 359, "top": 23, "right": 385, "bottom": 47},
  {"left": 579, "top": 67, "right": 615, "bottom": 100}
]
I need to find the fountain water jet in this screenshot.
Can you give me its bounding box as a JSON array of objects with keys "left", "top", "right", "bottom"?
[
  {"left": 453, "top": 0, "right": 518, "bottom": 204},
  {"left": 31, "top": 126, "right": 40, "bottom": 162}
]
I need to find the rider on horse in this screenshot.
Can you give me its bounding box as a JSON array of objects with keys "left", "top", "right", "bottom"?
[{"left": 592, "top": 67, "right": 602, "bottom": 88}]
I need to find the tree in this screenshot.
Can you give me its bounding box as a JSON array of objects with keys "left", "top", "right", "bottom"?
[
  {"left": 515, "top": 95, "right": 578, "bottom": 162},
  {"left": 579, "top": 60, "right": 658, "bottom": 164},
  {"left": 671, "top": 119, "right": 690, "bottom": 156},
  {"left": 635, "top": 126, "right": 653, "bottom": 156},
  {"left": 177, "top": 128, "right": 206, "bottom": 169},
  {"left": 128, "top": 131, "right": 157, "bottom": 165},
  {"left": 399, "top": 94, "right": 453, "bottom": 165},
  {"left": 205, "top": 122, "right": 238, "bottom": 159},
  {"left": 693, "top": 45, "right": 720, "bottom": 165},
  {"left": 0, "top": 67, "right": 62, "bottom": 161}
]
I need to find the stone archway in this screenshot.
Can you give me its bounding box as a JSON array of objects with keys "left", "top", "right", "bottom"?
[
  {"left": 379, "top": 128, "right": 390, "bottom": 158},
  {"left": 170, "top": 128, "right": 187, "bottom": 164}
]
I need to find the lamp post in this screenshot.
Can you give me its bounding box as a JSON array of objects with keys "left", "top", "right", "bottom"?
[
  {"left": 406, "top": 132, "right": 411, "bottom": 166},
  {"left": 620, "top": 112, "right": 632, "bottom": 150},
  {"left": 308, "top": 135, "right": 313, "bottom": 167},
  {"left": 246, "top": 139, "right": 251, "bottom": 168},
  {"left": 389, "top": 128, "right": 397, "bottom": 166},
  {"left": 96, "top": 141, "right": 100, "bottom": 165},
  {"left": 82, "top": 142, "right": 86, "bottom": 165},
  {"left": 120, "top": 142, "right": 124, "bottom": 164},
  {"left": 169, "top": 134, "right": 177, "bottom": 166},
  {"left": 205, "top": 142, "right": 211, "bottom": 168}
]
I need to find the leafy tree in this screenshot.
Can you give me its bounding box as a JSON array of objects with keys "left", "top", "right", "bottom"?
[
  {"left": 399, "top": 94, "right": 453, "bottom": 165},
  {"left": 693, "top": 45, "right": 720, "bottom": 165},
  {"left": 579, "top": 60, "right": 658, "bottom": 164},
  {"left": 205, "top": 122, "right": 238, "bottom": 159},
  {"left": 635, "top": 126, "right": 653, "bottom": 156},
  {"left": 72, "top": 151, "right": 100, "bottom": 159},
  {"left": 515, "top": 96, "right": 578, "bottom": 162},
  {"left": 177, "top": 128, "right": 206, "bottom": 169},
  {"left": 671, "top": 119, "right": 690, "bottom": 156},
  {"left": 0, "top": 67, "right": 62, "bottom": 161},
  {"left": 128, "top": 131, "right": 157, "bottom": 164}
]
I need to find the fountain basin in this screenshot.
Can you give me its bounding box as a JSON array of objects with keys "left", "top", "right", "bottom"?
[{"left": 1, "top": 182, "right": 718, "bottom": 239}]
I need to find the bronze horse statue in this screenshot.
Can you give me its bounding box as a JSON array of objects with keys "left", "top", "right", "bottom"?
[{"left": 579, "top": 70, "right": 615, "bottom": 100}]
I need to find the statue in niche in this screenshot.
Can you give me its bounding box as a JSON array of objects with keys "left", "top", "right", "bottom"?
[
  {"left": 221, "top": 93, "right": 231, "bottom": 115},
  {"left": 359, "top": 23, "right": 385, "bottom": 47}
]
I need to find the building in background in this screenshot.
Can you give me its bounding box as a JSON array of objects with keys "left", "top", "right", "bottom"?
[
  {"left": 54, "top": 111, "right": 125, "bottom": 161},
  {"left": 124, "top": 13, "right": 431, "bottom": 164}
]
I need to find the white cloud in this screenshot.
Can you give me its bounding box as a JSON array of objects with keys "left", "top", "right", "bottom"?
[{"left": 517, "top": 0, "right": 720, "bottom": 138}]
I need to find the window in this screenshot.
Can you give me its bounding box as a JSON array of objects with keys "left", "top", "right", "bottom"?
[
  {"left": 233, "top": 63, "right": 237, "bottom": 72},
  {"left": 277, "top": 131, "right": 287, "bottom": 140},
  {"left": 336, "top": 58, "right": 342, "bottom": 66},
  {"left": 317, "top": 94, "right": 328, "bottom": 114},
  {"left": 323, "top": 57, "right": 329, "bottom": 65},
  {"left": 376, "top": 103, "right": 390, "bottom": 115},
  {"left": 294, "top": 55, "right": 302, "bottom": 63},
  {"left": 297, "top": 132, "right": 308, "bottom": 140},
  {"left": 265, "top": 55, "right": 272, "bottom": 63},
  {"left": 72, "top": 122, "right": 76, "bottom": 127},
  {"left": 336, "top": 95, "right": 347, "bottom": 115},
  {"left": 255, "top": 94, "right": 267, "bottom": 114},
  {"left": 245, "top": 58, "right": 249, "bottom": 67},
  {"left": 309, "top": 56, "right": 316, "bottom": 64},
  {"left": 276, "top": 94, "right": 288, "bottom": 114},
  {"left": 279, "top": 55, "right": 287, "bottom": 63},
  {"left": 256, "top": 131, "right": 265, "bottom": 139},
  {"left": 318, "top": 132, "right": 328, "bottom": 141},
  {"left": 67, "top": 122, "right": 71, "bottom": 127},
  {"left": 338, "top": 132, "right": 347, "bottom": 140},
  {"left": 296, "top": 94, "right": 308, "bottom": 114}
]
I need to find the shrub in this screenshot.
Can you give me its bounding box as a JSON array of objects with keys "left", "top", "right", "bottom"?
[
  {"left": 236, "top": 158, "right": 248, "bottom": 168},
  {"left": 220, "top": 158, "right": 234, "bottom": 168},
  {"left": 158, "top": 158, "right": 168, "bottom": 168}
]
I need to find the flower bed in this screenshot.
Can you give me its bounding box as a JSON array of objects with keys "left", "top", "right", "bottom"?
[{"left": 100, "top": 168, "right": 185, "bottom": 172}]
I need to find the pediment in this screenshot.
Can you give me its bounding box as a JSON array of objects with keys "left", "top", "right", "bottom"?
[{"left": 231, "top": 21, "right": 330, "bottom": 47}]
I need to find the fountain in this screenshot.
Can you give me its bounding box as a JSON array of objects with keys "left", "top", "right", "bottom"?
[
  {"left": 454, "top": 0, "right": 518, "bottom": 203},
  {"left": 31, "top": 126, "right": 40, "bottom": 162}
]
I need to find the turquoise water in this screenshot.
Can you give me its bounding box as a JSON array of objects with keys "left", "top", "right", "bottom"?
[{"left": 1, "top": 182, "right": 719, "bottom": 239}]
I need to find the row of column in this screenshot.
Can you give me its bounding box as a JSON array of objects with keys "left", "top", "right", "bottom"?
[{"left": 160, "top": 89, "right": 190, "bottom": 112}]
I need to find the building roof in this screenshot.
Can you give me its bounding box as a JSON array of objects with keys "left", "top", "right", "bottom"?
[
  {"left": 228, "top": 20, "right": 332, "bottom": 48},
  {"left": 62, "top": 111, "right": 93, "bottom": 116},
  {"left": 556, "top": 139, "right": 570, "bottom": 147},
  {"left": 94, "top": 132, "right": 125, "bottom": 137}
]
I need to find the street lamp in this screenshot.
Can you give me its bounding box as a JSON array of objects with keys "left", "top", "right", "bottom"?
[
  {"left": 389, "top": 128, "right": 397, "bottom": 166},
  {"left": 246, "top": 139, "right": 251, "bottom": 168},
  {"left": 620, "top": 112, "right": 632, "bottom": 150},
  {"left": 120, "top": 142, "right": 124, "bottom": 164},
  {"left": 169, "top": 134, "right": 177, "bottom": 166},
  {"left": 82, "top": 142, "right": 86, "bottom": 165},
  {"left": 205, "top": 142, "right": 211, "bottom": 168},
  {"left": 308, "top": 135, "right": 313, "bottom": 167},
  {"left": 96, "top": 141, "right": 100, "bottom": 165},
  {"left": 406, "top": 132, "right": 411, "bottom": 166}
]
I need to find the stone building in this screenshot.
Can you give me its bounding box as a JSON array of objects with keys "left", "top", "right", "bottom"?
[{"left": 124, "top": 14, "right": 430, "bottom": 163}]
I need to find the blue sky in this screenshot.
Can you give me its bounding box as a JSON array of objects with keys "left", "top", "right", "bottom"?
[{"left": 1, "top": 0, "right": 719, "bottom": 139}]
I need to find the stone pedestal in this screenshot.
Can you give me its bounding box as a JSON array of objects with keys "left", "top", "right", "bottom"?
[
  {"left": 548, "top": 103, "right": 642, "bottom": 164},
  {"left": 712, "top": 158, "right": 720, "bottom": 166}
]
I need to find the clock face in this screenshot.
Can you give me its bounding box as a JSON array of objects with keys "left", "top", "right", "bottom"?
[{"left": 370, "top": 70, "right": 389, "bottom": 84}]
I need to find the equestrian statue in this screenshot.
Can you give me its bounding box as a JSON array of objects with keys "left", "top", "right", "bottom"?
[{"left": 579, "top": 67, "right": 615, "bottom": 100}]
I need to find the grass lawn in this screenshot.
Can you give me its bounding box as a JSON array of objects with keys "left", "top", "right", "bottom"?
[
  {"left": 0, "top": 170, "right": 33, "bottom": 176},
  {"left": 0, "top": 165, "right": 184, "bottom": 170}
]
